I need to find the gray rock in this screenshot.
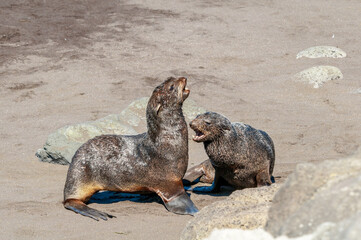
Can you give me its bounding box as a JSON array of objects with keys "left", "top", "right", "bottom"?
[
  {"left": 118, "top": 97, "right": 148, "bottom": 133},
  {"left": 118, "top": 97, "right": 207, "bottom": 132},
  {"left": 180, "top": 184, "right": 280, "bottom": 240},
  {"left": 36, "top": 98, "right": 206, "bottom": 164},
  {"left": 322, "top": 212, "right": 361, "bottom": 240},
  {"left": 265, "top": 148, "right": 361, "bottom": 238},
  {"left": 204, "top": 228, "right": 274, "bottom": 240},
  {"left": 295, "top": 65, "right": 343, "bottom": 88},
  {"left": 183, "top": 98, "right": 207, "bottom": 121},
  {"left": 35, "top": 132, "right": 82, "bottom": 165},
  {"left": 204, "top": 213, "right": 361, "bottom": 240},
  {"left": 35, "top": 117, "right": 137, "bottom": 165},
  {"left": 296, "top": 46, "right": 346, "bottom": 59}
]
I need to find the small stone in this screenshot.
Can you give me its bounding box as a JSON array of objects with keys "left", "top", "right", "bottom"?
[
  {"left": 295, "top": 66, "right": 343, "bottom": 88},
  {"left": 296, "top": 46, "right": 346, "bottom": 59}
]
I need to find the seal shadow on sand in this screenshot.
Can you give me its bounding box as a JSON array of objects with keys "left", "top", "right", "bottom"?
[
  {"left": 191, "top": 189, "right": 233, "bottom": 197},
  {"left": 88, "top": 187, "right": 232, "bottom": 206},
  {"left": 88, "top": 191, "right": 163, "bottom": 205},
  {"left": 88, "top": 191, "right": 200, "bottom": 205},
  {"left": 183, "top": 181, "right": 234, "bottom": 197}
]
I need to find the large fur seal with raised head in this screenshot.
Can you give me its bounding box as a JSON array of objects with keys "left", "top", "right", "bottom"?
[
  {"left": 63, "top": 77, "right": 198, "bottom": 220},
  {"left": 184, "top": 112, "right": 275, "bottom": 192}
]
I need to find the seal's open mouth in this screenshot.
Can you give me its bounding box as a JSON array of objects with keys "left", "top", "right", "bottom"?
[
  {"left": 192, "top": 130, "right": 205, "bottom": 142},
  {"left": 183, "top": 86, "right": 190, "bottom": 100},
  {"left": 178, "top": 77, "right": 190, "bottom": 101}
]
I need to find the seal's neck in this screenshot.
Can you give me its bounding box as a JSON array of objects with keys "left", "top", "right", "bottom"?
[
  {"left": 147, "top": 107, "right": 187, "bottom": 143},
  {"left": 203, "top": 128, "right": 237, "bottom": 165}
]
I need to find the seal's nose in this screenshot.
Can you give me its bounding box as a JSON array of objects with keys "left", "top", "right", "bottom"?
[
  {"left": 179, "top": 77, "right": 187, "bottom": 85},
  {"left": 189, "top": 119, "right": 195, "bottom": 129}
]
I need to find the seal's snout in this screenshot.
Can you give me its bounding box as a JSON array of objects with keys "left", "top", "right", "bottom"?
[
  {"left": 179, "top": 77, "right": 187, "bottom": 84},
  {"left": 189, "top": 120, "right": 196, "bottom": 130},
  {"left": 190, "top": 119, "right": 206, "bottom": 142},
  {"left": 178, "top": 77, "right": 188, "bottom": 90},
  {"left": 178, "top": 77, "right": 190, "bottom": 101}
]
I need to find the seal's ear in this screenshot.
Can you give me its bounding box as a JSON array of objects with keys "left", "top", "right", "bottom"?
[
  {"left": 155, "top": 103, "right": 162, "bottom": 115},
  {"left": 221, "top": 124, "right": 231, "bottom": 131},
  {"left": 219, "top": 121, "right": 232, "bottom": 131}
]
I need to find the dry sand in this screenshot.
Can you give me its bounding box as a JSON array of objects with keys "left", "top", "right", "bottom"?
[{"left": 1, "top": 0, "right": 360, "bottom": 239}]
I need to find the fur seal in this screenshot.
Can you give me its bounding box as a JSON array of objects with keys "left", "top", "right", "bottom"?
[
  {"left": 184, "top": 112, "right": 275, "bottom": 192},
  {"left": 63, "top": 77, "right": 198, "bottom": 220}
]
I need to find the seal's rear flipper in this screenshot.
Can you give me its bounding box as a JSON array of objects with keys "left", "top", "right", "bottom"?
[
  {"left": 163, "top": 192, "right": 199, "bottom": 216},
  {"left": 64, "top": 199, "right": 115, "bottom": 221}
]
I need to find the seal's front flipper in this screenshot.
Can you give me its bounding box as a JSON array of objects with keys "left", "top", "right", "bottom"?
[
  {"left": 64, "top": 199, "right": 115, "bottom": 221},
  {"left": 256, "top": 169, "right": 272, "bottom": 187},
  {"left": 183, "top": 159, "right": 215, "bottom": 185},
  {"left": 164, "top": 192, "right": 199, "bottom": 216}
]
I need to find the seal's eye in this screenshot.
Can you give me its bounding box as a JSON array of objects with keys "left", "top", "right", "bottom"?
[
  {"left": 169, "top": 85, "right": 174, "bottom": 91},
  {"left": 205, "top": 120, "right": 211, "bottom": 125}
]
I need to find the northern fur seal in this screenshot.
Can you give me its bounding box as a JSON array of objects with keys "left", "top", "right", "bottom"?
[
  {"left": 63, "top": 77, "right": 198, "bottom": 220},
  {"left": 184, "top": 112, "right": 275, "bottom": 192}
]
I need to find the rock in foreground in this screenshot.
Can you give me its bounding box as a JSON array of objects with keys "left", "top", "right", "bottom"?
[
  {"left": 202, "top": 148, "right": 361, "bottom": 240},
  {"left": 180, "top": 184, "right": 280, "bottom": 240},
  {"left": 205, "top": 214, "right": 361, "bottom": 240},
  {"left": 265, "top": 148, "right": 361, "bottom": 238}
]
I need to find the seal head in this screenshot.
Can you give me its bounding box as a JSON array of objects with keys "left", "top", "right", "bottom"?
[
  {"left": 148, "top": 76, "right": 190, "bottom": 116},
  {"left": 190, "top": 112, "right": 232, "bottom": 142}
]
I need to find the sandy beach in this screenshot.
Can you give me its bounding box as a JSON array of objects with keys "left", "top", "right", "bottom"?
[{"left": 1, "top": 0, "right": 360, "bottom": 239}]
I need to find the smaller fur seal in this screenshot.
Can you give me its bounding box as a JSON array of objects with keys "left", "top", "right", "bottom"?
[
  {"left": 184, "top": 112, "right": 275, "bottom": 192},
  {"left": 63, "top": 77, "right": 198, "bottom": 220}
]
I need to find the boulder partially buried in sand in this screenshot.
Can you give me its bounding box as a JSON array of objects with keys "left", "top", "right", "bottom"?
[
  {"left": 36, "top": 97, "right": 206, "bottom": 165},
  {"left": 35, "top": 115, "right": 137, "bottom": 165},
  {"left": 180, "top": 184, "right": 280, "bottom": 240}
]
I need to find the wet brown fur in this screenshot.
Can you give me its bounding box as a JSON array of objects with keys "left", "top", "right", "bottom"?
[
  {"left": 185, "top": 112, "right": 275, "bottom": 191},
  {"left": 63, "top": 77, "right": 195, "bottom": 220}
]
